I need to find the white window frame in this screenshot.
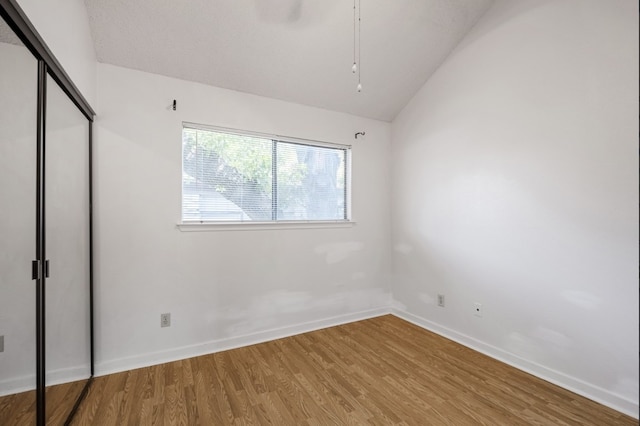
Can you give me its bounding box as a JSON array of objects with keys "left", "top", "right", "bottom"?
[{"left": 178, "top": 122, "right": 354, "bottom": 231}]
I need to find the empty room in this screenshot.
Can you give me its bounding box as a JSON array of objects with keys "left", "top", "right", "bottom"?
[{"left": 0, "top": 0, "right": 638, "bottom": 424}]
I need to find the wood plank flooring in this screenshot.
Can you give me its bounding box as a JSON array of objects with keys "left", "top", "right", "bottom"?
[
  {"left": 2, "top": 315, "right": 637, "bottom": 425},
  {"left": 0, "top": 379, "right": 87, "bottom": 425}
]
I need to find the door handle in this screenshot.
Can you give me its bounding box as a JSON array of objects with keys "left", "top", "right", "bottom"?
[{"left": 32, "top": 260, "right": 40, "bottom": 280}]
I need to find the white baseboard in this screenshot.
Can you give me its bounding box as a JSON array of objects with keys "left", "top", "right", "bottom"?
[
  {"left": 46, "top": 365, "right": 91, "bottom": 387},
  {"left": 0, "top": 375, "right": 34, "bottom": 397},
  {"left": 391, "top": 308, "right": 639, "bottom": 419},
  {"left": 95, "top": 307, "right": 390, "bottom": 377},
  {"left": 0, "top": 365, "right": 90, "bottom": 397}
]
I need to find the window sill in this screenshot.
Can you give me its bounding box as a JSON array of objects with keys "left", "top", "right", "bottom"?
[{"left": 177, "top": 220, "right": 356, "bottom": 232}]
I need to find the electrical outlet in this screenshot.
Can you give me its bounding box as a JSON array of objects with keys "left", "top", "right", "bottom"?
[
  {"left": 160, "top": 313, "right": 171, "bottom": 328},
  {"left": 437, "top": 294, "right": 445, "bottom": 307},
  {"left": 0, "top": 335, "right": 4, "bottom": 352},
  {"left": 474, "top": 302, "right": 482, "bottom": 317}
]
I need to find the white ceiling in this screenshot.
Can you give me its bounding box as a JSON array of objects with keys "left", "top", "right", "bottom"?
[{"left": 83, "top": 0, "right": 493, "bottom": 122}]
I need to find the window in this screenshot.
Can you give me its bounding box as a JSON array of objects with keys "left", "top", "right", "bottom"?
[{"left": 182, "top": 124, "right": 350, "bottom": 224}]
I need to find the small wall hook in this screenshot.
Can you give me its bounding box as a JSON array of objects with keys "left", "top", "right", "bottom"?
[
  {"left": 172, "top": 99, "right": 177, "bottom": 111},
  {"left": 355, "top": 131, "right": 365, "bottom": 139}
]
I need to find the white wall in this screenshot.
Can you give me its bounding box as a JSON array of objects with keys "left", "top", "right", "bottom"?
[
  {"left": 391, "top": 0, "right": 639, "bottom": 417},
  {"left": 93, "top": 63, "right": 392, "bottom": 374},
  {"left": 16, "top": 0, "right": 97, "bottom": 107}
]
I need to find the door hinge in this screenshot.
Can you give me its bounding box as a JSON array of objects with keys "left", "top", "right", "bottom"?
[{"left": 44, "top": 260, "right": 50, "bottom": 278}]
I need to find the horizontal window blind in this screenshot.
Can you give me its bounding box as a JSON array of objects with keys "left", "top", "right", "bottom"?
[{"left": 182, "top": 125, "right": 349, "bottom": 223}]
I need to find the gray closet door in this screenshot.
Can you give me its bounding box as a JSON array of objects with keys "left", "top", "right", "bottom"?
[
  {"left": 0, "top": 17, "right": 38, "bottom": 424},
  {"left": 44, "top": 74, "right": 91, "bottom": 423}
]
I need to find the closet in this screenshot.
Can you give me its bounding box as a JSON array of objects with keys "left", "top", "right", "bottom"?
[{"left": 0, "top": 1, "right": 94, "bottom": 424}]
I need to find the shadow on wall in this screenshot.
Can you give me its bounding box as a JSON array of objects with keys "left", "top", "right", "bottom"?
[
  {"left": 212, "top": 287, "right": 392, "bottom": 337},
  {"left": 315, "top": 241, "right": 365, "bottom": 264},
  {"left": 453, "top": 0, "right": 554, "bottom": 55}
]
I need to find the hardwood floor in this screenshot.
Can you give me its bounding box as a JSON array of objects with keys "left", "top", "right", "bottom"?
[
  {"left": 0, "top": 379, "right": 88, "bottom": 425},
  {"left": 2, "top": 315, "right": 637, "bottom": 425}
]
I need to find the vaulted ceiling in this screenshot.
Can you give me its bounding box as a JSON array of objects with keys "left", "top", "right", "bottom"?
[{"left": 83, "top": 0, "right": 493, "bottom": 122}]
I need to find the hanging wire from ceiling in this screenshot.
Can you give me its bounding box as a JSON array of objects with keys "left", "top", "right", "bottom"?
[
  {"left": 352, "top": 0, "right": 362, "bottom": 93},
  {"left": 352, "top": 0, "right": 357, "bottom": 74},
  {"left": 357, "top": 0, "right": 362, "bottom": 92}
]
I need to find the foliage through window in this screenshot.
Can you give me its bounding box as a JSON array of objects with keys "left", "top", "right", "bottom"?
[{"left": 182, "top": 125, "right": 350, "bottom": 222}]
